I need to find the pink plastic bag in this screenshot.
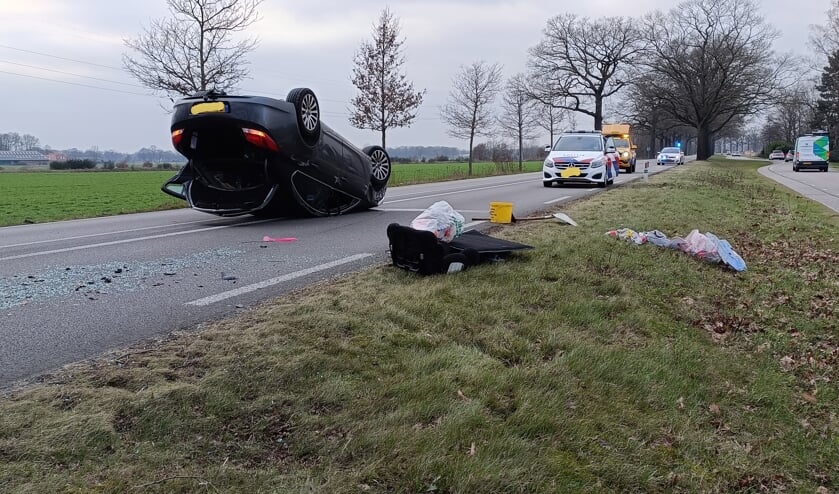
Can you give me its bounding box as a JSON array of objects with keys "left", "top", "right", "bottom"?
[{"left": 682, "top": 230, "right": 720, "bottom": 262}]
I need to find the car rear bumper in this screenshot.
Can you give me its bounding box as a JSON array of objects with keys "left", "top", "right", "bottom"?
[{"left": 794, "top": 161, "right": 829, "bottom": 170}]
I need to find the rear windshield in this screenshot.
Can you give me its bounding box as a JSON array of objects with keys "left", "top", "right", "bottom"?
[
  {"left": 553, "top": 135, "right": 603, "bottom": 152},
  {"left": 661, "top": 147, "right": 680, "bottom": 153}
]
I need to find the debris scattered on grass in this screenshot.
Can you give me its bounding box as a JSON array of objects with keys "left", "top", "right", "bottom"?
[{"left": 607, "top": 228, "right": 747, "bottom": 271}]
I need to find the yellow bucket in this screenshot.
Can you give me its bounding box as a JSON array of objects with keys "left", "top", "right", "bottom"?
[{"left": 489, "top": 202, "right": 514, "bottom": 223}]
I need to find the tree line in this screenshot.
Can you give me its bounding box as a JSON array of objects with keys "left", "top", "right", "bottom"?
[{"left": 121, "top": 0, "right": 838, "bottom": 172}]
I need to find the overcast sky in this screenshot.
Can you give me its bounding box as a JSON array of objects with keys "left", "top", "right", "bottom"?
[{"left": 0, "top": 0, "right": 831, "bottom": 153}]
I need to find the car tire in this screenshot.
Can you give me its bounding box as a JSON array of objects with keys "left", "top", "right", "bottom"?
[
  {"left": 286, "top": 88, "right": 321, "bottom": 145},
  {"left": 363, "top": 145, "right": 392, "bottom": 187},
  {"left": 793, "top": 166, "right": 799, "bottom": 172},
  {"left": 543, "top": 181, "right": 553, "bottom": 188}
]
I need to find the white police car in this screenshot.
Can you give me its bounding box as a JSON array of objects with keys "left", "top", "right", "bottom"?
[{"left": 543, "top": 131, "right": 621, "bottom": 188}]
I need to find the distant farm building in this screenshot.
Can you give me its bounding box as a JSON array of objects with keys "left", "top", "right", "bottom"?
[{"left": 0, "top": 150, "right": 50, "bottom": 165}]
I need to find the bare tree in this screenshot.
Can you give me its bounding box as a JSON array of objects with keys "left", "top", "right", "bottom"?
[
  {"left": 349, "top": 8, "right": 425, "bottom": 149},
  {"left": 497, "top": 74, "right": 539, "bottom": 170},
  {"left": 20, "top": 134, "right": 41, "bottom": 151},
  {"left": 638, "top": 0, "right": 788, "bottom": 160},
  {"left": 619, "top": 72, "right": 695, "bottom": 157},
  {"left": 528, "top": 14, "right": 641, "bottom": 131},
  {"left": 440, "top": 61, "right": 503, "bottom": 175},
  {"left": 762, "top": 85, "right": 819, "bottom": 143},
  {"left": 536, "top": 99, "right": 568, "bottom": 149},
  {"left": 123, "top": 0, "right": 262, "bottom": 97},
  {"left": 810, "top": 0, "right": 839, "bottom": 62}
]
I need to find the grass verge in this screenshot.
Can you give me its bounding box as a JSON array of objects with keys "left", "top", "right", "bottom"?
[{"left": 1, "top": 159, "right": 837, "bottom": 492}]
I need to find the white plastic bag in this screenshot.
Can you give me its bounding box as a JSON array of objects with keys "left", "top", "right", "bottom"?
[
  {"left": 682, "top": 229, "right": 721, "bottom": 262},
  {"left": 410, "top": 201, "right": 465, "bottom": 242}
]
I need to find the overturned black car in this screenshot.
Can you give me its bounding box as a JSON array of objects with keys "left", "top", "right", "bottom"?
[{"left": 162, "top": 88, "right": 391, "bottom": 217}]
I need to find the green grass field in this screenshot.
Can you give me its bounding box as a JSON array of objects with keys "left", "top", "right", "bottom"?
[
  {"left": 1, "top": 159, "right": 837, "bottom": 492},
  {"left": 0, "top": 171, "right": 185, "bottom": 227},
  {"left": 0, "top": 162, "right": 542, "bottom": 227},
  {"left": 391, "top": 161, "right": 542, "bottom": 185}
]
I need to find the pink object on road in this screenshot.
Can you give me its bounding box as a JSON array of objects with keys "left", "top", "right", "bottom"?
[{"left": 262, "top": 236, "right": 297, "bottom": 243}]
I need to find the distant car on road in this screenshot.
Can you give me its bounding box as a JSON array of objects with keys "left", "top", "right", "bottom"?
[
  {"left": 162, "top": 87, "right": 392, "bottom": 217},
  {"left": 769, "top": 149, "right": 785, "bottom": 160},
  {"left": 656, "top": 147, "right": 684, "bottom": 165},
  {"left": 784, "top": 150, "right": 793, "bottom": 162}
]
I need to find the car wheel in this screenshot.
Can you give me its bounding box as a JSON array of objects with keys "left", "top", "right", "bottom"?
[
  {"left": 286, "top": 88, "right": 321, "bottom": 145},
  {"left": 793, "top": 166, "right": 799, "bottom": 172},
  {"left": 543, "top": 181, "right": 553, "bottom": 188},
  {"left": 363, "top": 145, "right": 391, "bottom": 187}
]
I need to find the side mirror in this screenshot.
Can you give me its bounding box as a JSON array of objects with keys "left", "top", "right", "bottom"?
[
  {"left": 544, "top": 145, "right": 551, "bottom": 153},
  {"left": 631, "top": 145, "right": 637, "bottom": 150}
]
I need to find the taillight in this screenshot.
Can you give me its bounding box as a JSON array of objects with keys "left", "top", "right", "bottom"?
[
  {"left": 242, "top": 128, "right": 280, "bottom": 152},
  {"left": 171, "top": 129, "right": 185, "bottom": 147}
]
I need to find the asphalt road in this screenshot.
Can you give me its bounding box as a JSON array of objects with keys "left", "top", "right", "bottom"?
[
  {"left": 758, "top": 160, "right": 839, "bottom": 213},
  {"left": 1, "top": 161, "right": 671, "bottom": 387}
]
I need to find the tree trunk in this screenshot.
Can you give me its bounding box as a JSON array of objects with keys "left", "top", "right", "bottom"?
[
  {"left": 381, "top": 128, "right": 386, "bottom": 149},
  {"left": 696, "top": 125, "right": 713, "bottom": 160},
  {"left": 468, "top": 133, "right": 474, "bottom": 176},
  {"left": 594, "top": 96, "right": 603, "bottom": 131},
  {"left": 518, "top": 131, "right": 523, "bottom": 171}
]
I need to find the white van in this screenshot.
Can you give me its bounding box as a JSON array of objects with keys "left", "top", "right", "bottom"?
[{"left": 793, "top": 133, "right": 830, "bottom": 172}]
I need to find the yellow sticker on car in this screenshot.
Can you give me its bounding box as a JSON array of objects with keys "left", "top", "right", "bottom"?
[
  {"left": 190, "top": 102, "right": 226, "bottom": 114},
  {"left": 561, "top": 167, "right": 581, "bottom": 178}
]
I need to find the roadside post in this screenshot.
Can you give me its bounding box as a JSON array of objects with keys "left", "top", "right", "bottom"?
[{"left": 644, "top": 160, "right": 649, "bottom": 182}]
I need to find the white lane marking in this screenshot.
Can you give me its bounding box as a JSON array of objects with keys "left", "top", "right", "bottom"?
[
  {"left": 186, "top": 253, "right": 374, "bottom": 306},
  {"left": 0, "top": 219, "right": 275, "bottom": 262},
  {"left": 0, "top": 218, "right": 225, "bottom": 250},
  {"left": 381, "top": 178, "right": 536, "bottom": 205},
  {"left": 544, "top": 195, "right": 571, "bottom": 205},
  {"left": 375, "top": 208, "right": 487, "bottom": 213}
]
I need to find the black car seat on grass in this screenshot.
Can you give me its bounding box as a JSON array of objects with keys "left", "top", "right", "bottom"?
[
  {"left": 386, "top": 223, "right": 532, "bottom": 276},
  {"left": 386, "top": 223, "right": 469, "bottom": 275}
]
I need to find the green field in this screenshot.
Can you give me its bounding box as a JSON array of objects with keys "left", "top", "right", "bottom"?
[
  {"left": 0, "top": 171, "right": 185, "bottom": 227},
  {"left": 2, "top": 159, "right": 837, "bottom": 492},
  {"left": 391, "top": 161, "right": 542, "bottom": 185},
  {"left": 0, "top": 163, "right": 542, "bottom": 227}
]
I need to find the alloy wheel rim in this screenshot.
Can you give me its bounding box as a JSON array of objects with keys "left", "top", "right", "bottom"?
[
  {"left": 301, "top": 94, "right": 319, "bottom": 132},
  {"left": 371, "top": 150, "right": 390, "bottom": 181}
]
